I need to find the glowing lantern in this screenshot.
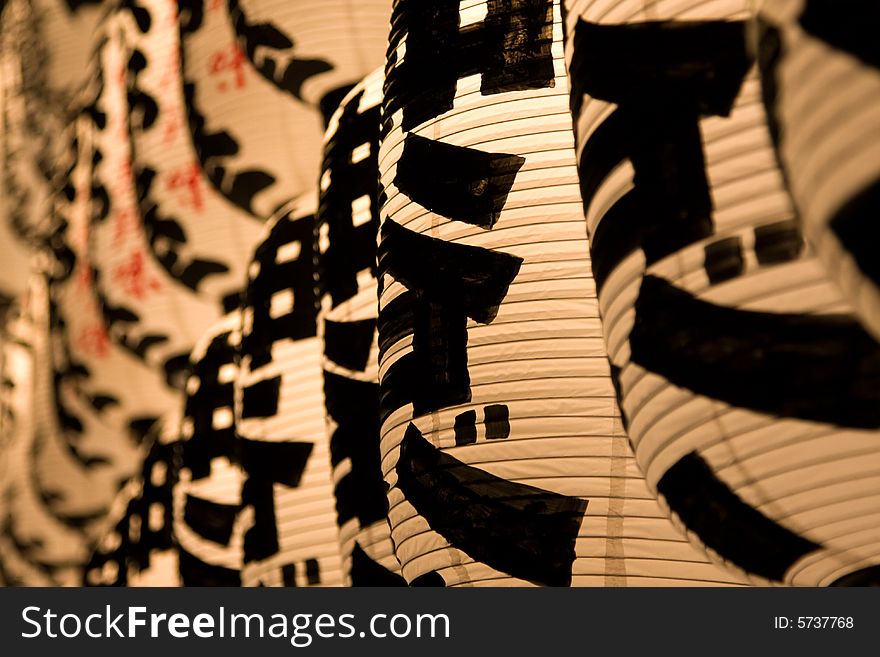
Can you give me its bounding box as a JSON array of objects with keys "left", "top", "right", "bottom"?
[
  {"left": 0, "top": 0, "right": 104, "bottom": 303},
  {"left": 84, "top": 415, "right": 183, "bottom": 587},
  {"left": 119, "top": 0, "right": 264, "bottom": 310},
  {"left": 376, "top": 0, "right": 744, "bottom": 586},
  {"left": 236, "top": 196, "right": 344, "bottom": 587},
  {"left": 564, "top": 0, "right": 880, "bottom": 585},
  {"left": 318, "top": 67, "right": 404, "bottom": 585},
  {"left": 227, "top": 0, "right": 392, "bottom": 113},
  {"left": 0, "top": 275, "right": 93, "bottom": 585},
  {"left": 757, "top": 1, "right": 880, "bottom": 343},
  {"left": 173, "top": 311, "right": 246, "bottom": 586}
]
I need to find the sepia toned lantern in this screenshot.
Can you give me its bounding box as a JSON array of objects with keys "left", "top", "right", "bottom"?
[
  {"left": 89, "top": 12, "right": 228, "bottom": 395},
  {"left": 173, "top": 311, "right": 246, "bottom": 586},
  {"left": 173, "top": 2, "right": 309, "bottom": 219},
  {"left": 757, "top": 1, "right": 880, "bottom": 342},
  {"left": 119, "top": 0, "right": 264, "bottom": 310},
  {"left": 235, "top": 195, "right": 344, "bottom": 587},
  {"left": 564, "top": 0, "right": 880, "bottom": 585},
  {"left": 0, "top": 274, "right": 98, "bottom": 585},
  {"left": 227, "top": 0, "right": 393, "bottom": 114},
  {"left": 376, "top": 0, "right": 745, "bottom": 587},
  {"left": 317, "top": 67, "right": 404, "bottom": 585},
  {"left": 0, "top": 0, "right": 107, "bottom": 302},
  {"left": 47, "top": 27, "right": 178, "bottom": 512},
  {"left": 175, "top": 0, "right": 392, "bottom": 220},
  {"left": 84, "top": 413, "right": 183, "bottom": 587}
]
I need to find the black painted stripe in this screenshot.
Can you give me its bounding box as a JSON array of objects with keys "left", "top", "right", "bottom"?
[
  {"left": 305, "top": 558, "right": 321, "bottom": 585},
  {"left": 799, "top": 1, "right": 880, "bottom": 71},
  {"left": 395, "top": 134, "right": 525, "bottom": 229},
  {"left": 324, "top": 319, "right": 376, "bottom": 373},
  {"left": 830, "top": 179, "right": 880, "bottom": 292},
  {"left": 754, "top": 220, "right": 803, "bottom": 266},
  {"left": 629, "top": 274, "right": 880, "bottom": 428},
  {"left": 571, "top": 19, "right": 753, "bottom": 290},
  {"left": 384, "top": 0, "right": 554, "bottom": 131},
  {"left": 240, "top": 376, "right": 281, "bottom": 419},
  {"left": 239, "top": 439, "right": 313, "bottom": 489},
  {"left": 396, "top": 423, "right": 587, "bottom": 587},
  {"left": 454, "top": 410, "right": 477, "bottom": 446},
  {"left": 183, "top": 494, "right": 239, "bottom": 546},
  {"left": 830, "top": 564, "right": 880, "bottom": 587},
  {"left": 703, "top": 236, "right": 745, "bottom": 285},
  {"left": 324, "top": 371, "right": 388, "bottom": 527},
  {"left": 657, "top": 452, "right": 820, "bottom": 582},
  {"left": 350, "top": 543, "right": 407, "bottom": 587},
  {"left": 484, "top": 404, "right": 511, "bottom": 440},
  {"left": 239, "top": 438, "right": 313, "bottom": 562},
  {"left": 379, "top": 219, "right": 522, "bottom": 325},
  {"left": 178, "top": 548, "right": 241, "bottom": 586}
]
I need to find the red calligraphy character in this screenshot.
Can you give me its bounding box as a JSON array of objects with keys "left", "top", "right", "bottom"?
[
  {"left": 76, "top": 323, "right": 110, "bottom": 358},
  {"left": 166, "top": 162, "right": 204, "bottom": 211},
  {"left": 209, "top": 42, "right": 246, "bottom": 92},
  {"left": 113, "top": 207, "right": 136, "bottom": 245},
  {"left": 76, "top": 264, "right": 93, "bottom": 292},
  {"left": 113, "top": 249, "right": 162, "bottom": 299}
]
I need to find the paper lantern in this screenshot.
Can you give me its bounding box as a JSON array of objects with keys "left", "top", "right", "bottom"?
[
  {"left": 84, "top": 415, "right": 183, "bottom": 587},
  {"left": 120, "top": 0, "right": 263, "bottom": 307},
  {"left": 0, "top": 275, "right": 92, "bottom": 586},
  {"left": 0, "top": 0, "right": 106, "bottom": 303},
  {"left": 564, "top": 0, "right": 880, "bottom": 585},
  {"left": 173, "top": 311, "right": 246, "bottom": 586},
  {"left": 14, "top": 0, "right": 107, "bottom": 100},
  {"left": 49, "top": 34, "right": 178, "bottom": 499},
  {"left": 318, "top": 68, "right": 404, "bottom": 586},
  {"left": 377, "top": 0, "right": 744, "bottom": 586},
  {"left": 227, "top": 0, "right": 392, "bottom": 112},
  {"left": 236, "top": 196, "right": 344, "bottom": 587},
  {"left": 757, "top": 1, "right": 880, "bottom": 342},
  {"left": 176, "top": 0, "right": 324, "bottom": 218},
  {"left": 89, "top": 12, "right": 228, "bottom": 392}
]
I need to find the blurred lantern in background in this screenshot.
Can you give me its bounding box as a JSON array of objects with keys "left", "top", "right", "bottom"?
[
  {"left": 0, "top": 274, "right": 93, "bottom": 585},
  {"left": 317, "top": 67, "right": 404, "bottom": 586},
  {"left": 173, "top": 311, "right": 245, "bottom": 586},
  {"left": 757, "top": 1, "right": 880, "bottom": 345},
  {"left": 0, "top": 0, "right": 105, "bottom": 313},
  {"left": 236, "top": 196, "right": 344, "bottom": 587},
  {"left": 46, "top": 26, "right": 177, "bottom": 523},
  {"left": 176, "top": 0, "right": 391, "bottom": 220},
  {"left": 228, "top": 0, "right": 393, "bottom": 119},
  {"left": 564, "top": 0, "right": 880, "bottom": 585},
  {"left": 84, "top": 414, "right": 183, "bottom": 587},
  {"left": 89, "top": 10, "right": 223, "bottom": 394},
  {"left": 119, "top": 0, "right": 263, "bottom": 314},
  {"left": 376, "top": 0, "right": 744, "bottom": 587}
]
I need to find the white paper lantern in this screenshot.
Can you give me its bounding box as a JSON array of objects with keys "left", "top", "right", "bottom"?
[
  {"left": 564, "top": 0, "right": 880, "bottom": 585},
  {"left": 177, "top": 0, "right": 325, "bottom": 218},
  {"left": 89, "top": 15, "right": 228, "bottom": 393},
  {"left": 318, "top": 67, "right": 404, "bottom": 586},
  {"left": 84, "top": 414, "right": 183, "bottom": 587},
  {"left": 120, "top": 0, "right": 263, "bottom": 307},
  {"left": 0, "top": 0, "right": 107, "bottom": 301},
  {"left": 173, "top": 311, "right": 246, "bottom": 586},
  {"left": 377, "top": 0, "right": 745, "bottom": 587},
  {"left": 0, "top": 275, "right": 93, "bottom": 586},
  {"left": 757, "top": 1, "right": 880, "bottom": 344},
  {"left": 228, "top": 0, "right": 392, "bottom": 112},
  {"left": 236, "top": 196, "right": 344, "bottom": 587},
  {"left": 36, "top": 32, "right": 178, "bottom": 555}
]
